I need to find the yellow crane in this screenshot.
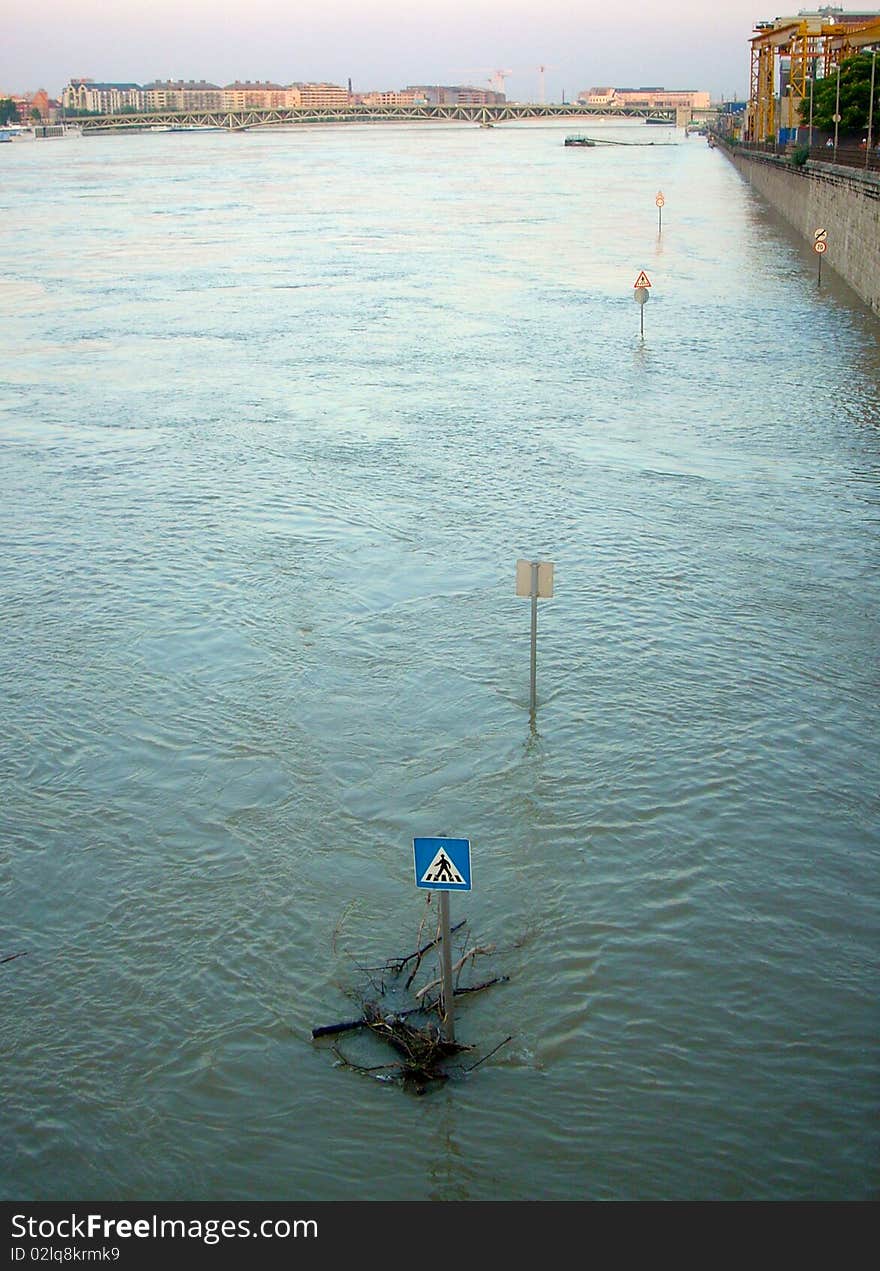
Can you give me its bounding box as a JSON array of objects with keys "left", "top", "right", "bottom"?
[{"left": 746, "top": 14, "right": 880, "bottom": 143}]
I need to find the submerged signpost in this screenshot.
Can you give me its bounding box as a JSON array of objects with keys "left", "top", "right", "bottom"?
[
  {"left": 814, "top": 227, "right": 827, "bottom": 286},
  {"left": 413, "top": 836, "right": 472, "bottom": 1042},
  {"left": 516, "top": 559, "right": 554, "bottom": 714},
  {"left": 633, "top": 269, "right": 652, "bottom": 336},
  {"left": 656, "top": 190, "right": 665, "bottom": 232}
]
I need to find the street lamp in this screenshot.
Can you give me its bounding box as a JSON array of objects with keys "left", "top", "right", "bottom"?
[
  {"left": 833, "top": 61, "right": 841, "bottom": 160},
  {"left": 867, "top": 49, "right": 877, "bottom": 169}
]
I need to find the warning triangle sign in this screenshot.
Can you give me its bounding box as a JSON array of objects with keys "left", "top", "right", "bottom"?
[
  {"left": 420, "top": 848, "right": 466, "bottom": 886},
  {"left": 634, "top": 270, "right": 652, "bottom": 288}
]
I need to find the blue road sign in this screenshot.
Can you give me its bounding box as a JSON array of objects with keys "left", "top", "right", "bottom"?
[{"left": 413, "top": 837, "right": 472, "bottom": 891}]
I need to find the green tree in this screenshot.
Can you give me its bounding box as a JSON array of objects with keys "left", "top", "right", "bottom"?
[
  {"left": 0, "top": 97, "right": 19, "bottom": 124},
  {"left": 800, "top": 53, "right": 880, "bottom": 136}
]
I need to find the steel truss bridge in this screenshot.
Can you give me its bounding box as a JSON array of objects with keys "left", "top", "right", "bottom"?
[{"left": 70, "top": 102, "right": 679, "bottom": 134}]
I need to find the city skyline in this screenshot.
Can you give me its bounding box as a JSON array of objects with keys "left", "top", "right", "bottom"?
[{"left": 4, "top": 0, "right": 775, "bottom": 103}]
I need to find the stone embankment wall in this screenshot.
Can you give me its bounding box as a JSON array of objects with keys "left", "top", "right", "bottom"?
[{"left": 724, "top": 148, "right": 880, "bottom": 317}]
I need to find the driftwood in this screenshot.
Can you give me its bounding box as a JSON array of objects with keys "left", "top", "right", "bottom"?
[
  {"left": 312, "top": 1003, "right": 423, "bottom": 1040},
  {"left": 311, "top": 976, "right": 510, "bottom": 1040},
  {"left": 379, "top": 920, "right": 466, "bottom": 976},
  {"left": 465, "top": 1034, "right": 514, "bottom": 1072},
  {"left": 0, "top": 952, "right": 27, "bottom": 966},
  {"left": 414, "top": 944, "right": 495, "bottom": 999},
  {"left": 312, "top": 905, "right": 511, "bottom": 1090},
  {"left": 326, "top": 1005, "right": 465, "bottom": 1093}
]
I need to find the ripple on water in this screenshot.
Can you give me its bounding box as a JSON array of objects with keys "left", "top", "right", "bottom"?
[{"left": 1, "top": 125, "right": 878, "bottom": 1202}]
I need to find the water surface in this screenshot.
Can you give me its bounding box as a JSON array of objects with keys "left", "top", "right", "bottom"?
[{"left": 1, "top": 120, "right": 878, "bottom": 1201}]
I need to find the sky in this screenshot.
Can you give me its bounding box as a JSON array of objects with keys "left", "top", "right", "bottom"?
[{"left": 2, "top": 1, "right": 817, "bottom": 102}]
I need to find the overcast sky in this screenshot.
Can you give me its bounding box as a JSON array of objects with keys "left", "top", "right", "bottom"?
[{"left": 4, "top": 1, "right": 788, "bottom": 102}]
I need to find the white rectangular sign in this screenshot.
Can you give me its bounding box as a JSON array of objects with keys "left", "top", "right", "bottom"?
[{"left": 516, "top": 559, "right": 554, "bottom": 598}]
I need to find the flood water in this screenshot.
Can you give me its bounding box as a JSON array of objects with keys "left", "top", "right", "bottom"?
[{"left": 1, "top": 120, "right": 878, "bottom": 1202}]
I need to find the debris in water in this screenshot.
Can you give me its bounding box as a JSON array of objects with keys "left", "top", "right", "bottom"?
[{"left": 312, "top": 899, "right": 511, "bottom": 1094}]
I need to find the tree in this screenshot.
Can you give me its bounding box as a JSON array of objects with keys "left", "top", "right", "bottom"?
[
  {"left": 800, "top": 53, "right": 880, "bottom": 136},
  {"left": 0, "top": 98, "right": 19, "bottom": 125}
]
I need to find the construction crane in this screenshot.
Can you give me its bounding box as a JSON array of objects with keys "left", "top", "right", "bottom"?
[
  {"left": 535, "top": 65, "right": 558, "bottom": 105},
  {"left": 454, "top": 68, "right": 514, "bottom": 95},
  {"left": 746, "top": 13, "right": 880, "bottom": 142}
]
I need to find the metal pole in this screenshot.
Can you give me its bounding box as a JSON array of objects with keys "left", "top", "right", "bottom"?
[
  {"left": 834, "top": 63, "right": 840, "bottom": 161},
  {"left": 808, "top": 75, "right": 814, "bottom": 150},
  {"left": 867, "top": 51, "right": 876, "bottom": 170},
  {"left": 818, "top": 251, "right": 822, "bottom": 288},
  {"left": 529, "top": 561, "right": 538, "bottom": 713},
  {"left": 640, "top": 300, "right": 645, "bottom": 337},
  {"left": 438, "top": 890, "right": 455, "bottom": 1042}
]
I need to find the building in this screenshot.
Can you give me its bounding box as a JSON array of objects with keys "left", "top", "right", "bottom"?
[
  {"left": 577, "top": 86, "right": 711, "bottom": 111},
  {"left": 582, "top": 87, "right": 616, "bottom": 105},
  {"left": 762, "top": 7, "right": 880, "bottom": 23},
  {"left": 286, "top": 83, "right": 351, "bottom": 109},
  {"left": 55, "top": 75, "right": 513, "bottom": 117},
  {"left": 142, "top": 80, "right": 225, "bottom": 110},
  {"left": 355, "top": 89, "right": 428, "bottom": 107},
  {"left": 404, "top": 84, "right": 506, "bottom": 105},
  {"left": 8, "top": 89, "right": 51, "bottom": 121},
  {"left": 62, "top": 79, "right": 144, "bottom": 113},
  {"left": 222, "top": 81, "right": 289, "bottom": 109}
]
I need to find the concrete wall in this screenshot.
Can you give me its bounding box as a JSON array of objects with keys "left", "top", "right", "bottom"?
[{"left": 724, "top": 149, "right": 880, "bottom": 317}]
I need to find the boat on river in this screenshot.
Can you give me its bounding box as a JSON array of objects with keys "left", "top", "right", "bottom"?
[
  {"left": 0, "top": 125, "right": 33, "bottom": 142},
  {"left": 149, "top": 124, "right": 223, "bottom": 134},
  {"left": 1, "top": 125, "right": 82, "bottom": 141},
  {"left": 564, "top": 135, "right": 596, "bottom": 147}
]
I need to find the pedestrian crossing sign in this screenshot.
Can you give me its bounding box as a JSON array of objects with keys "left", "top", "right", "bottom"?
[{"left": 413, "top": 837, "right": 472, "bottom": 891}]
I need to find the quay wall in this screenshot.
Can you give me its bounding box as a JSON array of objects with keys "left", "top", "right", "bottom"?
[{"left": 724, "top": 148, "right": 880, "bottom": 317}]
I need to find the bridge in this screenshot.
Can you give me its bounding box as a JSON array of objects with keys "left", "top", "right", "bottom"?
[{"left": 68, "top": 101, "right": 680, "bottom": 134}]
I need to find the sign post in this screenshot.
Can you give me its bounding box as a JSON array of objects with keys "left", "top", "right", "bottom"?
[
  {"left": 813, "top": 227, "right": 827, "bottom": 286},
  {"left": 516, "top": 559, "right": 554, "bottom": 713},
  {"left": 655, "top": 191, "right": 665, "bottom": 232},
  {"left": 633, "top": 270, "right": 652, "bottom": 336},
  {"left": 413, "top": 836, "right": 472, "bottom": 1042},
  {"left": 438, "top": 892, "right": 455, "bottom": 1041}
]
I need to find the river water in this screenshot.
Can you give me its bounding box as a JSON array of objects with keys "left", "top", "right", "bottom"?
[{"left": 1, "top": 121, "right": 878, "bottom": 1203}]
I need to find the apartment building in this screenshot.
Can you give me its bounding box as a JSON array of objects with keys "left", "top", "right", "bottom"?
[
  {"left": 142, "top": 80, "right": 225, "bottom": 110},
  {"left": 58, "top": 76, "right": 520, "bottom": 115},
  {"left": 355, "top": 89, "right": 428, "bottom": 107},
  {"left": 62, "top": 79, "right": 144, "bottom": 112},
  {"left": 223, "top": 81, "right": 292, "bottom": 109},
  {"left": 404, "top": 84, "right": 506, "bottom": 105},
  {"left": 288, "top": 83, "right": 352, "bottom": 108},
  {"left": 578, "top": 86, "right": 711, "bottom": 110}
]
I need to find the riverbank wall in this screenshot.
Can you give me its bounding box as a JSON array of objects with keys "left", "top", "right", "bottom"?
[{"left": 723, "top": 147, "right": 880, "bottom": 318}]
